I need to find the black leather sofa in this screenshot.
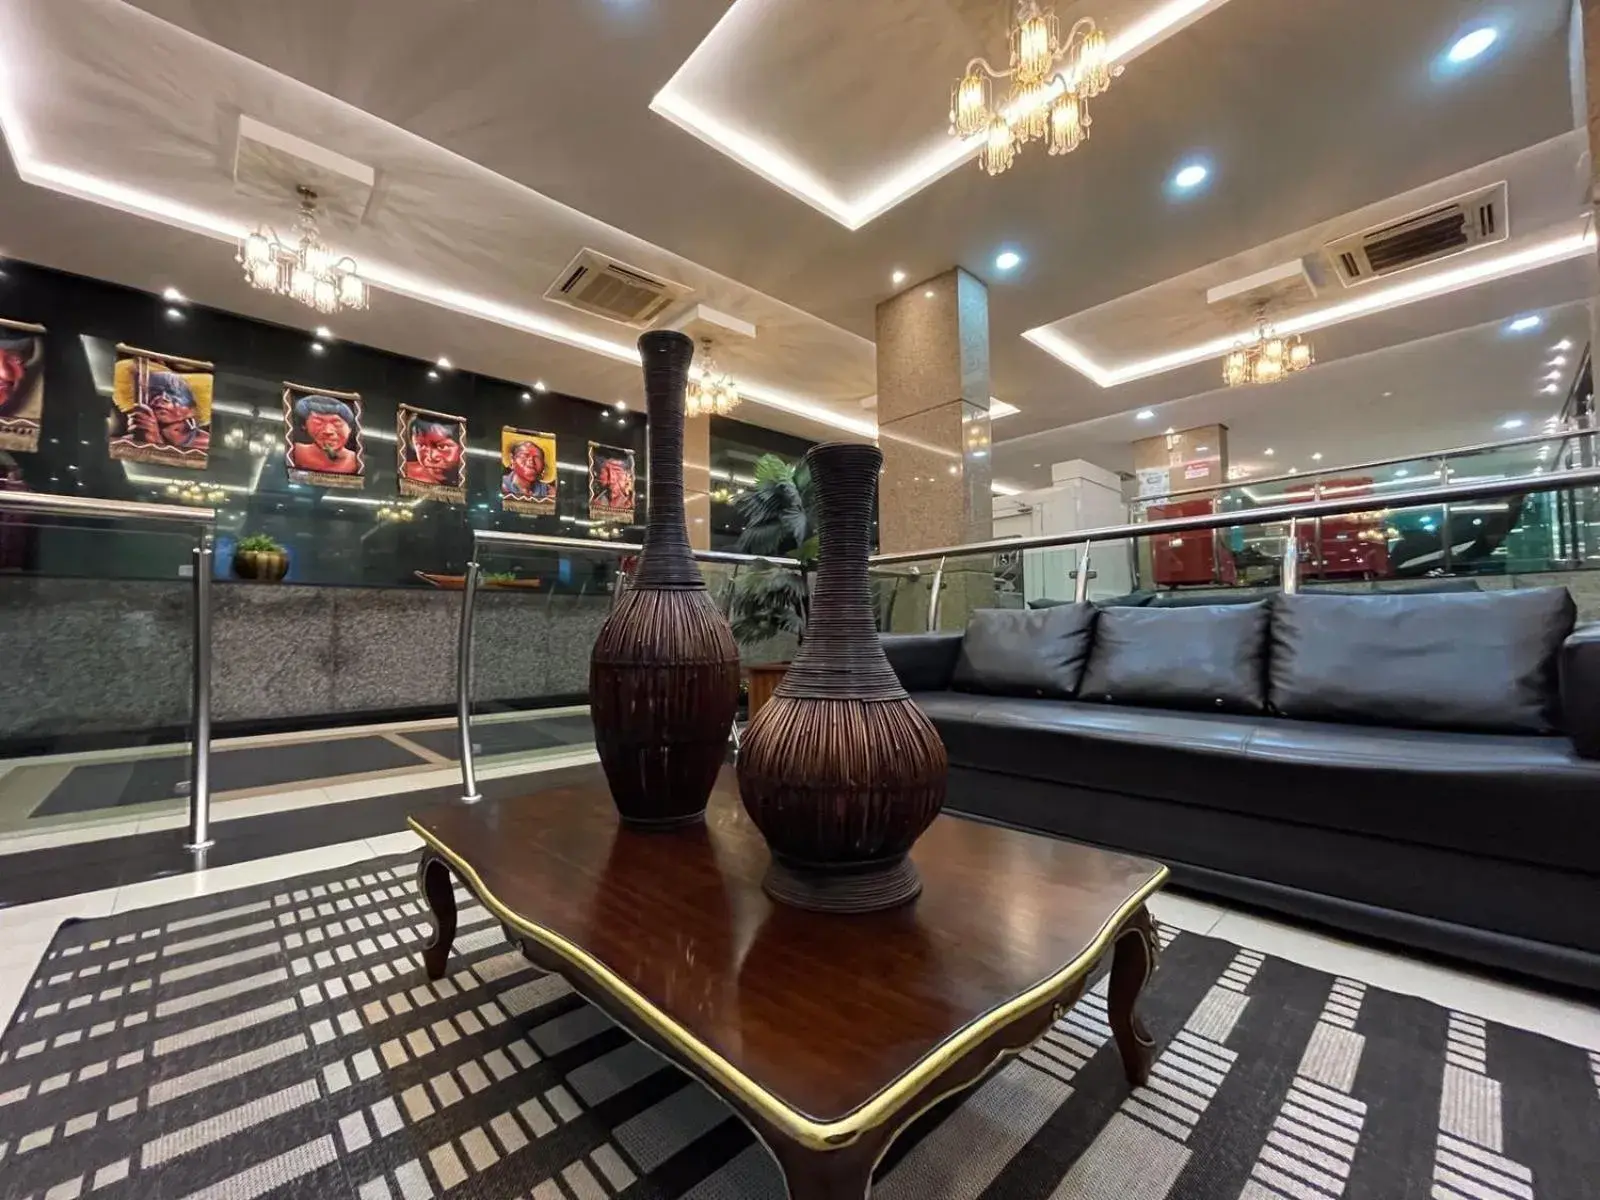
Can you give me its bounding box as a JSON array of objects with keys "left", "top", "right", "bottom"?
[{"left": 884, "top": 589, "right": 1600, "bottom": 992}]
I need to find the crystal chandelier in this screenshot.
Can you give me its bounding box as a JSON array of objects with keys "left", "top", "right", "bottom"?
[
  {"left": 1223, "top": 309, "right": 1314, "bottom": 387},
  {"left": 949, "top": 2, "right": 1121, "bottom": 177},
  {"left": 237, "top": 186, "right": 369, "bottom": 315},
  {"left": 685, "top": 338, "right": 741, "bottom": 418}
]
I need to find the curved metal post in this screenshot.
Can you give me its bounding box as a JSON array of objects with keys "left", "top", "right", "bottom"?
[
  {"left": 1282, "top": 518, "right": 1300, "bottom": 594},
  {"left": 1074, "top": 544, "right": 1092, "bottom": 603},
  {"left": 185, "top": 530, "right": 215, "bottom": 851},
  {"left": 457, "top": 560, "right": 483, "bottom": 803},
  {"left": 927, "top": 556, "right": 947, "bottom": 632}
]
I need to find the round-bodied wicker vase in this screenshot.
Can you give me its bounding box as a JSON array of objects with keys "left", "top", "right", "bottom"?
[
  {"left": 737, "top": 441, "right": 947, "bottom": 913},
  {"left": 590, "top": 331, "right": 740, "bottom": 828}
]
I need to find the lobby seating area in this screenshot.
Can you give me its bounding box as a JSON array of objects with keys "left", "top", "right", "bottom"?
[{"left": 887, "top": 590, "right": 1600, "bottom": 990}]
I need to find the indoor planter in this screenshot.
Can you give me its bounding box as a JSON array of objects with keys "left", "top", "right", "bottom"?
[
  {"left": 232, "top": 533, "right": 288, "bottom": 581},
  {"left": 736, "top": 442, "right": 947, "bottom": 913},
  {"left": 729, "top": 453, "right": 817, "bottom": 716},
  {"left": 589, "top": 331, "right": 741, "bottom": 827}
]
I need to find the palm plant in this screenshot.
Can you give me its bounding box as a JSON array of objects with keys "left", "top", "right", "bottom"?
[{"left": 728, "top": 454, "right": 817, "bottom": 644}]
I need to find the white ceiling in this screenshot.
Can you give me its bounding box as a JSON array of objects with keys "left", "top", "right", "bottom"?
[{"left": 0, "top": 0, "right": 1590, "bottom": 485}]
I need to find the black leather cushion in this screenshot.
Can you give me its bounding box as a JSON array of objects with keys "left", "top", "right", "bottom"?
[
  {"left": 1270, "top": 589, "right": 1575, "bottom": 733},
  {"left": 1079, "top": 601, "right": 1269, "bottom": 713},
  {"left": 880, "top": 633, "right": 963, "bottom": 692},
  {"left": 1561, "top": 625, "right": 1600, "bottom": 757},
  {"left": 950, "top": 604, "right": 1096, "bottom": 699}
]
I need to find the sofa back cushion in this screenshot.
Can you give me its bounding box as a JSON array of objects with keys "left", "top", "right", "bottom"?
[
  {"left": 1078, "top": 601, "right": 1270, "bottom": 713},
  {"left": 1269, "top": 588, "right": 1575, "bottom": 733},
  {"left": 951, "top": 604, "right": 1096, "bottom": 699}
]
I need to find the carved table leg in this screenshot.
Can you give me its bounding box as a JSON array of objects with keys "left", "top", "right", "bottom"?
[
  {"left": 1108, "top": 904, "right": 1159, "bottom": 1087},
  {"left": 417, "top": 850, "right": 458, "bottom": 981},
  {"left": 767, "top": 1135, "right": 877, "bottom": 1200}
]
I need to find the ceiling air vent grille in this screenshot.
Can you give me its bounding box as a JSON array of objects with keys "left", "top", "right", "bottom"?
[
  {"left": 543, "top": 249, "right": 692, "bottom": 328},
  {"left": 1323, "top": 181, "right": 1507, "bottom": 288}
]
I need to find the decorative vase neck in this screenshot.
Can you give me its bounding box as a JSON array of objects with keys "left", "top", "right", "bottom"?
[
  {"left": 777, "top": 441, "right": 904, "bottom": 701},
  {"left": 632, "top": 330, "right": 704, "bottom": 590}
]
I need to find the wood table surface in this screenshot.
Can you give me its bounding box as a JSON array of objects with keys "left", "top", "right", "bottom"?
[{"left": 410, "top": 766, "right": 1165, "bottom": 1145}]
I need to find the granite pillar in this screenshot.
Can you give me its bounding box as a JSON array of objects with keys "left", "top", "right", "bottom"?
[
  {"left": 876, "top": 268, "right": 994, "bottom": 628},
  {"left": 685, "top": 409, "right": 712, "bottom": 551}
]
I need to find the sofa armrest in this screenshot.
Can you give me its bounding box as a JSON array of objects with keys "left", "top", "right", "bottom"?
[
  {"left": 1561, "top": 624, "right": 1600, "bottom": 757},
  {"left": 881, "top": 633, "right": 964, "bottom": 693}
]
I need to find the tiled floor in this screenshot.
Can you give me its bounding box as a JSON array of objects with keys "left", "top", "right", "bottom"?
[{"left": 2, "top": 821, "right": 1596, "bottom": 1063}]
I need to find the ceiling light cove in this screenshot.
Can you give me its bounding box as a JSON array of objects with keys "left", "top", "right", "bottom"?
[
  {"left": 1025, "top": 231, "right": 1594, "bottom": 387},
  {"left": 1446, "top": 27, "right": 1499, "bottom": 65},
  {"left": 650, "top": 0, "right": 1234, "bottom": 229}
]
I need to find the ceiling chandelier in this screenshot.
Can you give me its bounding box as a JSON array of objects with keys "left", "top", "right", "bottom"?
[
  {"left": 1223, "top": 309, "right": 1314, "bottom": 387},
  {"left": 237, "top": 186, "right": 370, "bottom": 316},
  {"left": 685, "top": 338, "right": 741, "bottom": 418},
  {"left": 949, "top": 1, "right": 1120, "bottom": 177}
]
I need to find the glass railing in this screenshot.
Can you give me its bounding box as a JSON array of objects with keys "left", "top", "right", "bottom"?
[
  {"left": 870, "top": 465, "right": 1600, "bottom": 633},
  {"left": 0, "top": 492, "right": 216, "bottom": 847}
]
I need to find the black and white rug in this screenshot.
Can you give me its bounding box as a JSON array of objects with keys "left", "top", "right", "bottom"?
[{"left": 1, "top": 855, "right": 1596, "bottom": 1199}]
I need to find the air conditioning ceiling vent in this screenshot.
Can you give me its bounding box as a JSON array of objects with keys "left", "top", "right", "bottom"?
[
  {"left": 1323, "top": 182, "right": 1507, "bottom": 287},
  {"left": 544, "top": 248, "right": 692, "bottom": 327}
]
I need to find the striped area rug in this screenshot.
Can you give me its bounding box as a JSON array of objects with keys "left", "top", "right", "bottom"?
[{"left": 1, "top": 854, "right": 1596, "bottom": 1199}]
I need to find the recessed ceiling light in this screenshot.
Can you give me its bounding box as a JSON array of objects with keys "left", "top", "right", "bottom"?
[
  {"left": 1135, "top": 409, "right": 1155, "bottom": 420},
  {"left": 1163, "top": 427, "right": 1175, "bottom": 435},
  {"left": 1541, "top": 383, "right": 1560, "bottom": 394},
  {"left": 315, "top": 326, "right": 332, "bottom": 340},
  {"left": 1395, "top": 468, "right": 1409, "bottom": 478},
  {"left": 1288, "top": 467, "right": 1299, "bottom": 474},
  {"left": 165, "top": 307, "right": 182, "bottom": 319},
  {"left": 1382, "top": 391, "right": 1393, "bottom": 398},
  {"left": 533, "top": 380, "right": 548, "bottom": 392},
  {"left": 1170, "top": 162, "right": 1209, "bottom": 191},
  {"left": 1446, "top": 27, "right": 1498, "bottom": 64},
  {"left": 1311, "top": 452, "right": 1323, "bottom": 461},
  {"left": 1500, "top": 417, "right": 1525, "bottom": 430},
  {"left": 1506, "top": 315, "right": 1542, "bottom": 334},
  {"left": 891, "top": 269, "right": 907, "bottom": 285},
  {"left": 1263, "top": 447, "right": 1275, "bottom": 456},
  {"left": 311, "top": 342, "right": 325, "bottom": 354},
  {"left": 436, "top": 356, "right": 453, "bottom": 370},
  {"left": 427, "top": 369, "right": 439, "bottom": 379},
  {"left": 1542, "top": 371, "right": 1562, "bottom": 383},
  {"left": 1195, "top": 445, "right": 1209, "bottom": 453},
  {"left": 1549, "top": 356, "right": 1568, "bottom": 367},
  {"left": 994, "top": 250, "right": 1022, "bottom": 272},
  {"left": 924, "top": 289, "right": 936, "bottom": 299},
  {"left": 520, "top": 391, "right": 532, "bottom": 402},
  {"left": 615, "top": 401, "right": 628, "bottom": 411},
  {"left": 1552, "top": 339, "right": 1573, "bottom": 352},
  {"left": 162, "top": 286, "right": 185, "bottom": 302}
]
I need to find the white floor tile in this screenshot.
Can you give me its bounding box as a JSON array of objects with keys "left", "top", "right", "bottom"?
[
  {"left": 0, "top": 817, "right": 145, "bottom": 857},
  {"left": 0, "top": 925, "right": 60, "bottom": 1030},
  {"left": 321, "top": 768, "right": 455, "bottom": 803},
  {"left": 1148, "top": 890, "right": 1226, "bottom": 937},
  {"left": 366, "top": 830, "right": 425, "bottom": 858},
  {"left": 109, "top": 839, "right": 378, "bottom": 915},
  {"left": 1208, "top": 909, "right": 1600, "bottom": 1052},
  {"left": 0, "top": 886, "right": 121, "bottom": 946}
]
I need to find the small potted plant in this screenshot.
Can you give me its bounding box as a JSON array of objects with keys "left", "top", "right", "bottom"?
[
  {"left": 728, "top": 454, "right": 817, "bottom": 716},
  {"left": 232, "top": 532, "right": 289, "bottom": 581}
]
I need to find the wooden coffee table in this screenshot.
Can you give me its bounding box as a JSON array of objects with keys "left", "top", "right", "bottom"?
[{"left": 410, "top": 766, "right": 1167, "bottom": 1199}]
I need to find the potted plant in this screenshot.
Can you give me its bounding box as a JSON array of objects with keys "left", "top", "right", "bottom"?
[
  {"left": 232, "top": 532, "right": 289, "bottom": 582},
  {"left": 729, "top": 453, "right": 818, "bottom": 716}
]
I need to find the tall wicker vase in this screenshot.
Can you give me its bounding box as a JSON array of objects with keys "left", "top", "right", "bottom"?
[
  {"left": 590, "top": 331, "right": 741, "bottom": 828},
  {"left": 737, "top": 442, "right": 947, "bottom": 912}
]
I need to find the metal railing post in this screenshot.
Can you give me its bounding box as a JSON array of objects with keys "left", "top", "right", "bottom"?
[
  {"left": 927, "top": 556, "right": 947, "bottom": 632},
  {"left": 457, "top": 560, "right": 483, "bottom": 803},
  {"left": 1437, "top": 456, "right": 1454, "bottom": 573},
  {"left": 185, "top": 530, "right": 214, "bottom": 851},
  {"left": 1282, "top": 518, "right": 1300, "bottom": 594},
  {"left": 1073, "top": 544, "right": 1092, "bottom": 603}
]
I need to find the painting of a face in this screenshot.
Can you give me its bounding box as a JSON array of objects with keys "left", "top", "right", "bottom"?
[
  {"left": 0, "top": 348, "right": 25, "bottom": 411},
  {"left": 510, "top": 440, "right": 544, "bottom": 482},
  {"left": 415, "top": 424, "right": 463, "bottom": 474},
  {"left": 146, "top": 372, "right": 195, "bottom": 428},
  {"left": 304, "top": 410, "right": 350, "bottom": 452}
]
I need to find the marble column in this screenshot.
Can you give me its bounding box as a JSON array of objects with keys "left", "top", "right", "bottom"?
[
  {"left": 875, "top": 267, "right": 993, "bottom": 553},
  {"left": 684, "top": 410, "right": 712, "bottom": 551},
  {"left": 876, "top": 267, "right": 994, "bottom": 628}
]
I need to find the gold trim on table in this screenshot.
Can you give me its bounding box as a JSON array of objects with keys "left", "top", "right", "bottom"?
[{"left": 409, "top": 817, "right": 1168, "bottom": 1151}]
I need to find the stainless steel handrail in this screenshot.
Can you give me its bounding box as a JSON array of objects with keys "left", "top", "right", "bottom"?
[
  {"left": 0, "top": 491, "right": 217, "bottom": 524},
  {"left": 869, "top": 464, "right": 1600, "bottom": 565},
  {"left": 471, "top": 527, "right": 802, "bottom": 568},
  {"left": 1133, "top": 423, "right": 1595, "bottom": 507},
  {"left": 0, "top": 491, "right": 217, "bottom": 853}
]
